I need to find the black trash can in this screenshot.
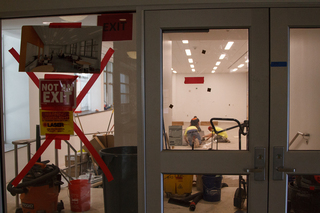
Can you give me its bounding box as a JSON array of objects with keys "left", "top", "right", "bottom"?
[{"left": 100, "top": 146, "right": 137, "bottom": 213}]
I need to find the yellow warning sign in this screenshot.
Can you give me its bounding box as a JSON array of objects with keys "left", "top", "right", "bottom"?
[{"left": 40, "top": 110, "right": 74, "bottom": 135}]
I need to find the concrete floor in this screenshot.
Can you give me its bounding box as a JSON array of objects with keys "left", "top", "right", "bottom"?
[{"left": 6, "top": 175, "right": 247, "bottom": 213}]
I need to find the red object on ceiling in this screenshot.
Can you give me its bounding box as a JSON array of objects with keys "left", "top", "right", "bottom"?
[{"left": 184, "top": 77, "right": 204, "bottom": 84}]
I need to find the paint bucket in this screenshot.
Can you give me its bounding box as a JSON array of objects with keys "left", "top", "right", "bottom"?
[
  {"left": 68, "top": 179, "right": 91, "bottom": 212},
  {"left": 202, "top": 175, "right": 222, "bottom": 202}
]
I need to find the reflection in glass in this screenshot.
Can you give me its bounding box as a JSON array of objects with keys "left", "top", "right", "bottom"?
[
  {"left": 162, "top": 29, "right": 249, "bottom": 151},
  {"left": 288, "top": 175, "right": 320, "bottom": 213},
  {"left": 289, "top": 29, "right": 320, "bottom": 150},
  {"left": 163, "top": 174, "right": 248, "bottom": 212}
]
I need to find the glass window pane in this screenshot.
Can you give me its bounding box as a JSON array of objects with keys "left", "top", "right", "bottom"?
[
  {"left": 289, "top": 29, "right": 320, "bottom": 150},
  {"left": 3, "top": 12, "right": 137, "bottom": 211},
  {"left": 163, "top": 29, "right": 249, "bottom": 151},
  {"left": 288, "top": 174, "right": 320, "bottom": 212},
  {"left": 163, "top": 174, "right": 248, "bottom": 212}
]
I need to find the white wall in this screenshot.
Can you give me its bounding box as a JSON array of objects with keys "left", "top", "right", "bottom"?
[
  {"left": 289, "top": 29, "right": 320, "bottom": 150},
  {"left": 172, "top": 72, "right": 248, "bottom": 123},
  {"left": 2, "top": 34, "right": 30, "bottom": 143},
  {"left": 163, "top": 40, "right": 173, "bottom": 134}
]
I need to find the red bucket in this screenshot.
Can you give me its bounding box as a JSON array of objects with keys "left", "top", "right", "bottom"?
[{"left": 68, "top": 179, "right": 91, "bottom": 212}]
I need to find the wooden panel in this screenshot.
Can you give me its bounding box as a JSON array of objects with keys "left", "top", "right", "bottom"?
[
  {"left": 172, "top": 121, "right": 184, "bottom": 126},
  {"left": 200, "top": 121, "right": 218, "bottom": 126}
]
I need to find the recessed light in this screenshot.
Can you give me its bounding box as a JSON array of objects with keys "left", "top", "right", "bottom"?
[
  {"left": 173, "top": 70, "right": 177, "bottom": 73},
  {"left": 192, "top": 69, "right": 195, "bottom": 72},
  {"left": 185, "top": 49, "right": 191, "bottom": 56},
  {"left": 231, "top": 68, "right": 238, "bottom": 72},
  {"left": 219, "top": 54, "right": 226, "bottom": 60},
  {"left": 182, "top": 40, "right": 189, "bottom": 44},
  {"left": 216, "top": 61, "right": 221, "bottom": 66},
  {"left": 238, "top": 64, "right": 244, "bottom": 68},
  {"left": 245, "top": 59, "right": 249, "bottom": 63},
  {"left": 171, "top": 68, "right": 173, "bottom": 70},
  {"left": 213, "top": 67, "right": 217, "bottom": 70},
  {"left": 190, "top": 65, "right": 194, "bottom": 68},
  {"left": 225, "top": 41, "right": 234, "bottom": 50},
  {"left": 188, "top": 58, "right": 193, "bottom": 63},
  {"left": 211, "top": 70, "right": 215, "bottom": 73}
]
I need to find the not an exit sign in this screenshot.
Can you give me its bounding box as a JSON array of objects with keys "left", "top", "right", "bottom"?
[{"left": 39, "top": 79, "right": 76, "bottom": 110}]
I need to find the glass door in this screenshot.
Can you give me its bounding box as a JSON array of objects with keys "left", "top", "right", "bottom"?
[
  {"left": 144, "top": 8, "right": 269, "bottom": 212},
  {"left": 270, "top": 8, "right": 320, "bottom": 213}
]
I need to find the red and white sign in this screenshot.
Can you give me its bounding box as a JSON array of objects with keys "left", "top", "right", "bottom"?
[
  {"left": 97, "top": 13, "right": 133, "bottom": 41},
  {"left": 39, "top": 79, "right": 76, "bottom": 110}
]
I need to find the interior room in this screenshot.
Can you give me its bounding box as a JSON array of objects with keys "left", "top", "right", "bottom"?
[{"left": 2, "top": 3, "right": 320, "bottom": 213}]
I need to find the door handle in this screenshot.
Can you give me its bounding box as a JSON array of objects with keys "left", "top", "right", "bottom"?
[
  {"left": 276, "top": 167, "right": 296, "bottom": 173},
  {"left": 245, "top": 147, "right": 265, "bottom": 181},
  {"left": 246, "top": 168, "right": 264, "bottom": 173},
  {"left": 273, "top": 146, "right": 296, "bottom": 180}
]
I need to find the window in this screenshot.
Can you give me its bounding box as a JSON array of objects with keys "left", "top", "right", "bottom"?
[
  {"left": 104, "top": 61, "right": 113, "bottom": 110},
  {"left": 80, "top": 39, "right": 99, "bottom": 58}
]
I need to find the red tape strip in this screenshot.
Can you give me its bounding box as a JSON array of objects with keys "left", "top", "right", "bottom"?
[
  {"left": 76, "top": 48, "right": 114, "bottom": 109},
  {"left": 74, "top": 122, "right": 114, "bottom": 181},
  {"left": 9, "top": 48, "right": 39, "bottom": 87},
  {"left": 55, "top": 140, "right": 61, "bottom": 149},
  {"left": 49, "top": 22, "right": 82, "bottom": 28},
  {"left": 45, "top": 74, "right": 78, "bottom": 81},
  {"left": 9, "top": 48, "right": 19, "bottom": 62},
  {"left": 27, "top": 73, "right": 40, "bottom": 88},
  {"left": 11, "top": 138, "right": 53, "bottom": 186}
]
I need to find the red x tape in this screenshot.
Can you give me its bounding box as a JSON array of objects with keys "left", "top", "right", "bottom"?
[{"left": 9, "top": 47, "right": 115, "bottom": 186}]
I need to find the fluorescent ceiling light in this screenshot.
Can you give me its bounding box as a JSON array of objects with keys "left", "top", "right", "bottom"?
[
  {"left": 213, "top": 67, "right": 217, "bottom": 70},
  {"left": 225, "top": 41, "right": 234, "bottom": 50},
  {"left": 182, "top": 40, "right": 189, "bottom": 44},
  {"left": 43, "top": 22, "right": 51, "bottom": 25},
  {"left": 238, "top": 64, "right": 244, "bottom": 68},
  {"left": 60, "top": 15, "right": 88, "bottom": 22},
  {"left": 173, "top": 70, "right": 177, "bottom": 73},
  {"left": 231, "top": 68, "right": 238, "bottom": 72},
  {"left": 211, "top": 70, "right": 215, "bottom": 73},
  {"left": 185, "top": 49, "right": 192, "bottom": 56},
  {"left": 245, "top": 59, "right": 249, "bottom": 63},
  {"left": 192, "top": 69, "right": 195, "bottom": 72},
  {"left": 216, "top": 61, "right": 221, "bottom": 66},
  {"left": 190, "top": 64, "right": 194, "bottom": 68},
  {"left": 171, "top": 68, "right": 173, "bottom": 70},
  {"left": 219, "top": 54, "right": 226, "bottom": 60},
  {"left": 188, "top": 58, "right": 193, "bottom": 63}
]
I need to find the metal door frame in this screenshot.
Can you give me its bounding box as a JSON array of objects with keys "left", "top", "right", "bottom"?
[{"left": 143, "top": 8, "right": 270, "bottom": 212}]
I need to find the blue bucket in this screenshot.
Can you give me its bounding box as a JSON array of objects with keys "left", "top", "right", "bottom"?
[{"left": 202, "top": 175, "right": 223, "bottom": 202}]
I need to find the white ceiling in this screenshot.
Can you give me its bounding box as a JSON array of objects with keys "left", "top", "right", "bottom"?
[
  {"left": 32, "top": 26, "right": 102, "bottom": 46},
  {"left": 165, "top": 29, "right": 248, "bottom": 74},
  {"left": 2, "top": 15, "right": 249, "bottom": 74}
]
